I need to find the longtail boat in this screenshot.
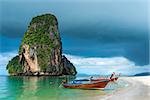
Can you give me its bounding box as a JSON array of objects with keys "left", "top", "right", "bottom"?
[{"left": 63, "top": 79, "right": 110, "bottom": 89}]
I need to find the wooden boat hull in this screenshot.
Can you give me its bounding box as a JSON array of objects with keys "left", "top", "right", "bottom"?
[{"left": 63, "top": 80, "right": 109, "bottom": 89}]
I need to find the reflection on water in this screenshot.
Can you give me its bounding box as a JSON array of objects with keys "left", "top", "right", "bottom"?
[
  {"left": 17, "top": 76, "right": 76, "bottom": 100},
  {"left": 0, "top": 76, "right": 127, "bottom": 100},
  {"left": 19, "top": 77, "right": 38, "bottom": 100}
]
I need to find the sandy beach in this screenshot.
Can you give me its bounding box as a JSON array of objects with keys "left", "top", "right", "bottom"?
[{"left": 104, "top": 76, "right": 150, "bottom": 100}]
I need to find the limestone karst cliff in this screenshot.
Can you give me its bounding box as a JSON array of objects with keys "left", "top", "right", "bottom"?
[{"left": 6, "top": 14, "right": 77, "bottom": 76}]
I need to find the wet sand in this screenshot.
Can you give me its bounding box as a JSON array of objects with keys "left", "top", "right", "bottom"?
[{"left": 103, "top": 76, "right": 150, "bottom": 100}]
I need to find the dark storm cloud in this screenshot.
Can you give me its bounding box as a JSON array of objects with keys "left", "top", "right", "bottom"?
[
  {"left": 125, "top": 43, "right": 149, "bottom": 65},
  {"left": 1, "top": 21, "right": 26, "bottom": 38},
  {"left": 60, "top": 23, "right": 148, "bottom": 44},
  {"left": 0, "top": 0, "right": 149, "bottom": 65},
  {"left": 61, "top": 22, "right": 149, "bottom": 65}
]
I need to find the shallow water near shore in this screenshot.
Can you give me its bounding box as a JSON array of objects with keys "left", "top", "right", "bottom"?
[{"left": 0, "top": 76, "right": 128, "bottom": 100}]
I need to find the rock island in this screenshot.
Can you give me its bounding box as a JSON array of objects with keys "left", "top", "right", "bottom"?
[{"left": 6, "top": 14, "right": 77, "bottom": 76}]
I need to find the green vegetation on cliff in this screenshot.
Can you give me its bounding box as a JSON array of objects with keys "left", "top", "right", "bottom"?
[
  {"left": 37, "top": 47, "right": 49, "bottom": 71},
  {"left": 19, "top": 14, "right": 59, "bottom": 53},
  {"left": 30, "top": 14, "right": 56, "bottom": 26},
  {"left": 6, "top": 56, "right": 23, "bottom": 74},
  {"left": 19, "top": 14, "right": 60, "bottom": 72}
]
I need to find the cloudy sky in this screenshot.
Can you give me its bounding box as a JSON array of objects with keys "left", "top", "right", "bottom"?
[{"left": 0, "top": 0, "right": 149, "bottom": 75}]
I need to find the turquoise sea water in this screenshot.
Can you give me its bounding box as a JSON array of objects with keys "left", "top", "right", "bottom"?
[{"left": 0, "top": 76, "right": 127, "bottom": 100}]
